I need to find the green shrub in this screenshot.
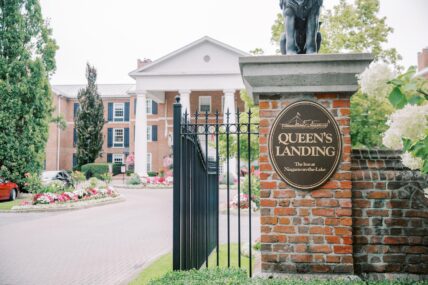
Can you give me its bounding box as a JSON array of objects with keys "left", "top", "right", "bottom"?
[
  {"left": 127, "top": 174, "right": 142, "bottom": 185},
  {"left": 43, "top": 181, "right": 65, "bottom": 193},
  {"left": 89, "top": 177, "right": 99, "bottom": 188},
  {"left": 148, "top": 268, "right": 428, "bottom": 285},
  {"left": 112, "top": 163, "right": 124, "bottom": 176},
  {"left": 148, "top": 171, "right": 158, "bottom": 177},
  {"left": 24, "top": 173, "right": 44, "bottom": 193},
  {"left": 100, "top": 173, "right": 112, "bottom": 187},
  {"left": 81, "top": 163, "right": 109, "bottom": 179},
  {"left": 149, "top": 268, "right": 249, "bottom": 285},
  {"left": 71, "top": 171, "right": 86, "bottom": 187},
  {"left": 241, "top": 174, "right": 260, "bottom": 206}
]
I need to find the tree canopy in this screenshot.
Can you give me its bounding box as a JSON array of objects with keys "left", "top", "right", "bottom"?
[{"left": 0, "top": 0, "right": 58, "bottom": 185}]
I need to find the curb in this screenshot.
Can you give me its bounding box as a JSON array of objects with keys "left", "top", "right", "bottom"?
[{"left": 0, "top": 196, "right": 125, "bottom": 213}]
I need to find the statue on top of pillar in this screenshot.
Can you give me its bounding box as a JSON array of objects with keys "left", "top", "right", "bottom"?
[{"left": 279, "top": 0, "right": 323, "bottom": 55}]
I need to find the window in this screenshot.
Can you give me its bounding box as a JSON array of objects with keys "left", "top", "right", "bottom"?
[
  {"left": 147, "top": 99, "right": 153, "bottom": 115},
  {"left": 113, "top": 128, "right": 124, "bottom": 147},
  {"left": 147, "top": 153, "right": 152, "bottom": 172},
  {"left": 113, "top": 154, "right": 124, "bottom": 164},
  {"left": 147, "top": 126, "right": 152, "bottom": 142},
  {"left": 113, "top": 103, "right": 125, "bottom": 122},
  {"left": 199, "top": 96, "right": 211, "bottom": 113}
]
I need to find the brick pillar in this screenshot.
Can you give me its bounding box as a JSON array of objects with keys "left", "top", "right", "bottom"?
[
  {"left": 240, "top": 54, "right": 373, "bottom": 276},
  {"left": 259, "top": 93, "right": 353, "bottom": 274}
]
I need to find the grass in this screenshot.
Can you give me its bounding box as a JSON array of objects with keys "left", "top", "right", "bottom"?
[
  {"left": 0, "top": 198, "right": 29, "bottom": 211},
  {"left": 129, "top": 244, "right": 253, "bottom": 285}
]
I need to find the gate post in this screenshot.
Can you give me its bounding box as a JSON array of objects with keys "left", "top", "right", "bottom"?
[
  {"left": 173, "top": 96, "right": 182, "bottom": 271},
  {"left": 240, "top": 54, "right": 373, "bottom": 276}
]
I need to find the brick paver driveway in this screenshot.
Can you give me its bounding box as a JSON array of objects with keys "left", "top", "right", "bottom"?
[{"left": 0, "top": 189, "right": 259, "bottom": 285}]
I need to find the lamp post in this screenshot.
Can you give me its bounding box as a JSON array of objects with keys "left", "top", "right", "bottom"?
[{"left": 123, "top": 148, "right": 130, "bottom": 184}]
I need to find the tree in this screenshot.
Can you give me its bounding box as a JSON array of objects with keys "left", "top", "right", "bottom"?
[
  {"left": 217, "top": 91, "right": 259, "bottom": 163},
  {"left": 0, "top": 0, "right": 58, "bottom": 185},
  {"left": 75, "top": 64, "right": 105, "bottom": 168},
  {"left": 271, "top": 0, "right": 402, "bottom": 70}
]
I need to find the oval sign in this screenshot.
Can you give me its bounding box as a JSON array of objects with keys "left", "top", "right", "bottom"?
[{"left": 268, "top": 100, "right": 342, "bottom": 190}]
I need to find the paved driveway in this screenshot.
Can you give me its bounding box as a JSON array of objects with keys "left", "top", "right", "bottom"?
[{"left": 0, "top": 189, "right": 259, "bottom": 285}]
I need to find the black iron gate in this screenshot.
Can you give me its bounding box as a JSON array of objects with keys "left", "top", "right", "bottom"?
[{"left": 173, "top": 96, "right": 259, "bottom": 277}]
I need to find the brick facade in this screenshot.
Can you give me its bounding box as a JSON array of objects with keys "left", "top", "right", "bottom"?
[
  {"left": 352, "top": 149, "right": 428, "bottom": 275},
  {"left": 259, "top": 93, "right": 354, "bottom": 274},
  {"left": 45, "top": 89, "right": 243, "bottom": 172}
]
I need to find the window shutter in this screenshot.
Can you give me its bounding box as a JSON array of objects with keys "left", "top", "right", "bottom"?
[
  {"left": 125, "top": 102, "right": 130, "bottom": 121},
  {"left": 108, "top": 128, "right": 113, "bottom": 148},
  {"left": 107, "top": 153, "right": 112, "bottom": 163},
  {"left": 73, "top": 128, "right": 77, "bottom": 147},
  {"left": 152, "top": 125, "right": 158, "bottom": 142},
  {"left": 134, "top": 98, "right": 137, "bottom": 114},
  {"left": 124, "top": 128, "right": 130, "bottom": 147},
  {"left": 73, "top": 154, "right": 77, "bottom": 167},
  {"left": 152, "top": 100, "right": 158, "bottom": 115},
  {"left": 108, "top": 103, "right": 113, "bottom": 122},
  {"left": 74, "top": 103, "right": 79, "bottom": 118}
]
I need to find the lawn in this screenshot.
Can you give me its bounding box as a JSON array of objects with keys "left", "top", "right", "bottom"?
[
  {"left": 129, "top": 243, "right": 252, "bottom": 285},
  {"left": 0, "top": 198, "right": 28, "bottom": 211}
]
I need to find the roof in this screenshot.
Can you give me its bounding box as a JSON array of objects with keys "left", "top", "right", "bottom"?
[
  {"left": 52, "top": 84, "right": 135, "bottom": 98},
  {"left": 129, "top": 36, "right": 249, "bottom": 77}
]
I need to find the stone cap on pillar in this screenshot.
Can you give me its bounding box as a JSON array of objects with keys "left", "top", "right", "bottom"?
[{"left": 239, "top": 53, "right": 373, "bottom": 103}]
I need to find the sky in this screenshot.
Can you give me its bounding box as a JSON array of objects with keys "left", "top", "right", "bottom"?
[{"left": 39, "top": 0, "right": 428, "bottom": 85}]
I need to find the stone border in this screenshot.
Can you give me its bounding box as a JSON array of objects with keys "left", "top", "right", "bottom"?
[
  {"left": 2, "top": 196, "right": 124, "bottom": 213},
  {"left": 113, "top": 184, "right": 172, "bottom": 190}
]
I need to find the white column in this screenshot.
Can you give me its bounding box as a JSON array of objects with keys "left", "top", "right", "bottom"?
[
  {"left": 224, "top": 90, "right": 238, "bottom": 179},
  {"left": 135, "top": 91, "right": 148, "bottom": 177},
  {"left": 179, "top": 90, "right": 191, "bottom": 117},
  {"left": 223, "top": 89, "right": 236, "bottom": 124}
]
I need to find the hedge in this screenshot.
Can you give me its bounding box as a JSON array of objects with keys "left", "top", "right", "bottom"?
[
  {"left": 81, "top": 163, "right": 109, "bottom": 179},
  {"left": 112, "top": 163, "right": 124, "bottom": 176},
  {"left": 148, "top": 268, "right": 428, "bottom": 285}
]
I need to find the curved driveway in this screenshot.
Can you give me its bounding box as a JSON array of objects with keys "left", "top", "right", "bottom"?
[{"left": 0, "top": 189, "right": 259, "bottom": 285}]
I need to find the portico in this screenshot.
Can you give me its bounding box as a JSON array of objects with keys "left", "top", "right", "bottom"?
[{"left": 129, "top": 36, "right": 249, "bottom": 176}]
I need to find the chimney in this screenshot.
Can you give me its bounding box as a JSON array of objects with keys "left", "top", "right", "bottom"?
[
  {"left": 137, "top": 58, "right": 152, "bottom": 69},
  {"left": 417, "top": 47, "right": 428, "bottom": 71}
]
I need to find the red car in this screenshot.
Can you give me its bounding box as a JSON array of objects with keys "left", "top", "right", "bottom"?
[{"left": 0, "top": 178, "right": 19, "bottom": 201}]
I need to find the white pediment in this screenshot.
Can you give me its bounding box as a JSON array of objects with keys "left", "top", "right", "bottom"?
[{"left": 130, "top": 37, "right": 249, "bottom": 77}]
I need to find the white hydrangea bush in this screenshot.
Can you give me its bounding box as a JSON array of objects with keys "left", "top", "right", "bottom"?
[
  {"left": 358, "top": 62, "right": 396, "bottom": 100},
  {"left": 401, "top": 152, "right": 424, "bottom": 170},
  {"left": 382, "top": 104, "right": 428, "bottom": 150}
]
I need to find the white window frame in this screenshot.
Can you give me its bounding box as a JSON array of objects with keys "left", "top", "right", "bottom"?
[
  {"left": 146, "top": 99, "right": 153, "bottom": 115},
  {"left": 113, "top": 103, "right": 125, "bottom": 122},
  {"left": 113, "top": 128, "right": 125, "bottom": 148},
  {"left": 147, "top": 126, "right": 152, "bottom": 142},
  {"left": 147, "top": 153, "right": 152, "bottom": 172},
  {"left": 199, "top": 96, "right": 211, "bottom": 113},
  {"left": 112, "top": 154, "right": 124, "bottom": 164}
]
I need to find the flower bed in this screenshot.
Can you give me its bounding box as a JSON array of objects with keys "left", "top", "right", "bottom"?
[{"left": 31, "top": 187, "right": 118, "bottom": 205}]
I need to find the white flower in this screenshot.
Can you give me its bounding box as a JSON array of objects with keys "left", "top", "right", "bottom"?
[
  {"left": 383, "top": 104, "right": 428, "bottom": 149},
  {"left": 383, "top": 128, "right": 403, "bottom": 149},
  {"left": 401, "top": 152, "right": 423, "bottom": 171},
  {"left": 358, "top": 62, "right": 395, "bottom": 99}
]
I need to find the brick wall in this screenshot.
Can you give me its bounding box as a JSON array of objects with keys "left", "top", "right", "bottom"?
[
  {"left": 352, "top": 149, "right": 428, "bottom": 275},
  {"left": 259, "top": 93, "right": 354, "bottom": 274}
]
